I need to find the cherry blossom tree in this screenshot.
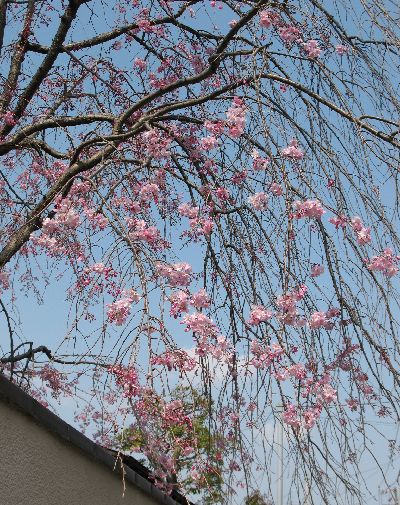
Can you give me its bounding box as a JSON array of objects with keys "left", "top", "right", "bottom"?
[{"left": 0, "top": 0, "right": 399, "bottom": 503}]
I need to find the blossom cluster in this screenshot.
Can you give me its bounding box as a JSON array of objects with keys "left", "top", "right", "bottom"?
[
  {"left": 151, "top": 349, "right": 198, "bottom": 372},
  {"left": 139, "top": 183, "right": 160, "bottom": 204},
  {"left": 276, "top": 285, "right": 308, "bottom": 326},
  {"left": 169, "top": 288, "right": 211, "bottom": 318},
  {"left": 192, "top": 333, "right": 233, "bottom": 366},
  {"left": 259, "top": 9, "right": 323, "bottom": 59},
  {"left": 226, "top": 96, "right": 246, "bottom": 137},
  {"left": 302, "top": 40, "right": 323, "bottom": 58},
  {"left": 178, "top": 203, "right": 199, "bottom": 219},
  {"left": 251, "top": 149, "right": 270, "bottom": 171},
  {"left": 127, "top": 219, "right": 166, "bottom": 249},
  {"left": 0, "top": 270, "right": 10, "bottom": 292},
  {"left": 365, "top": 248, "right": 399, "bottom": 277},
  {"left": 247, "top": 305, "right": 273, "bottom": 325},
  {"left": 107, "top": 290, "right": 140, "bottom": 326},
  {"left": 142, "top": 129, "right": 171, "bottom": 159},
  {"left": 178, "top": 203, "right": 213, "bottom": 237},
  {"left": 181, "top": 312, "right": 219, "bottom": 337},
  {"left": 42, "top": 198, "right": 81, "bottom": 234},
  {"left": 156, "top": 262, "right": 192, "bottom": 287},
  {"left": 282, "top": 375, "right": 337, "bottom": 429},
  {"left": 293, "top": 199, "right": 325, "bottom": 219},
  {"left": 109, "top": 364, "right": 140, "bottom": 398},
  {"left": 248, "top": 192, "right": 269, "bottom": 211},
  {"left": 249, "top": 340, "right": 285, "bottom": 369},
  {"left": 309, "top": 308, "right": 340, "bottom": 330},
  {"left": 281, "top": 139, "right": 304, "bottom": 160},
  {"left": 350, "top": 216, "right": 371, "bottom": 245},
  {"left": 200, "top": 135, "right": 219, "bottom": 151},
  {"left": 310, "top": 264, "right": 324, "bottom": 277}
]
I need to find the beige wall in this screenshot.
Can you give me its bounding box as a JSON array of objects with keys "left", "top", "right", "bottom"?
[{"left": 0, "top": 399, "right": 161, "bottom": 505}]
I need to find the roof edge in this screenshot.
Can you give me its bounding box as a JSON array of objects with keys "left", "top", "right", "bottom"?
[{"left": 0, "top": 373, "right": 191, "bottom": 505}]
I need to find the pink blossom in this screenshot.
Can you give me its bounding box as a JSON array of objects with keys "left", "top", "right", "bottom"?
[
  {"left": 182, "top": 446, "right": 194, "bottom": 456},
  {"left": 37, "top": 365, "right": 72, "bottom": 398},
  {"left": 187, "top": 217, "right": 214, "bottom": 237},
  {"left": 346, "top": 398, "right": 359, "bottom": 411},
  {"left": 169, "top": 290, "right": 189, "bottom": 317},
  {"left": 139, "top": 183, "right": 159, "bottom": 203},
  {"left": 303, "top": 40, "right": 323, "bottom": 58},
  {"left": 201, "top": 219, "right": 214, "bottom": 235},
  {"left": 2, "top": 111, "right": 16, "bottom": 126},
  {"left": 229, "top": 460, "right": 241, "bottom": 471},
  {"left": 209, "top": 336, "right": 233, "bottom": 361},
  {"left": 190, "top": 288, "right": 211, "bottom": 309},
  {"left": 151, "top": 349, "right": 197, "bottom": 372},
  {"left": 350, "top": 216, "right": 363, "bottom": 231},
  {"left": 200, "top": 135, "right": 219, "bottom": 151},
  {"left": 247, "top": 305, "right": 273, "bottom": 325},
  {"left": 181, "top": 312, "right": 219, "bottom": 337},
  {"left": 350, "top": 216, "right": 371, "bottom": 245},
  {"left": 226, "top": 96, "right": 246, "bottom": 138},
  {"left": 248, "top": 192, "right": 268, "bottom": 211},
  {"left": 293, "top": 284, "right": 308, "bottom": 300},
  {"left": 335, "top": 44, "right": 348, "bottom": 55},
  {"left": 30, "top": 234, "right": 60, "bottom": 255},
  {"left": 293, "top": 199, "right": 325, "bottom": 219},
  {"left": 156, "top": 262, "right": 192, "bottom": 287},
  {"left": 249, "top": 340, "right": 283, "bottom": 369},
  {"left": 303, "top": 406, "right": 322, "bottom": 429},
  {"left": 366, "top": 248, "right": 399, "bottom": 277},
  {"left": 107, "top": 298, "right": 134, "bottom": 325},
  {"left": 270, "top": 342, "right": 284, "bottom": 358},
  {"left": 142, "top": 129, "right": 171, "bottom": 158},
  {"left": 259, "top": 9, "right": 278, "bottom": 28},
  {"left": 251, "top": 149, "right": 270, "bottom": 171},
  {"left": 309, "top": 311, "right": 332, "bottom": 330},
  {"left": 326, "top": 307, "right": 340, "bottom": 318},
  {"left": 309, "top": 308, "right": 339, "bottom": 330},
  {"left": 270, "top": 183, "right": 283, "bottom": 196},
  {"left": 0, "top": 270, "right": 10, "bottom": 291},
  {"left": 215, "top": 187, "right": 230, "bottom": 201},
  {"left": 329, "top": 215, "right": 347, "bottom": 229},
  {"left": 231, "top": 170, "right": 247, "bottom": 185},
  {"left": 274, "top": 369, "right": 289, "bottom": 381},
  {"left": 318, "top": 384, "right": 337, "bottom": 403},
  {"left": 137, "top": 17, "right": 153, "bottom": 33},
  {"left": 88, "top": 262, "right": 107, "bottom": 275},
  {"left": 204, "top": 120, "right": 225, "bottom": 136},
  {"left": 288, "top": 363, "right": 307, "bottom": 379},
  {"left": 281, "top": 139, "right": 304, "bottom": 160},
  {"left": 189, "top": 54, "right": 206, "bottom": 73},
  {"left": 134, "top": 57, "right": 147, "bottom": 70},
  {"left": 276, "top": 288, "right": 303, "bottom": 326},
  {"left": 129, "top": 219, "right": 162, "bottom": 247},
  {"left": 42, "top": 199, "right": 80, "bottom": 234},
  {"left": 278, "top": 26, "right": 301, "bottom": 44},
  {"left": 310, "top": 264, "right": 324, "bottom": 277},
  {"left": 109, "top": 364, "right": 140, "bottom": 397},
  {"left": 282, "top": 403, "right": 301, "bottom": 428},
  {"left": 355, "top": 227, "right": 371, "bottom": 245},
  {"left": 178, "top": 203, "right": 199, "bottom": 219}
]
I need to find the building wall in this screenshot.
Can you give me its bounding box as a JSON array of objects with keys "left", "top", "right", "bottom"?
[{"left": 0, "top": 398, "right": 160, "bottom": 505}]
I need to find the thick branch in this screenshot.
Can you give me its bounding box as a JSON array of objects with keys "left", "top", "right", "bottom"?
[
  {"left": 0, "top": 114, "right": 115, "bottom": 156},
  {"left": 25, "top": 1, "right": 200, "bottom": 54},
  {"left": 0, "top": 0, "right": 85, "bottom": 137}
]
